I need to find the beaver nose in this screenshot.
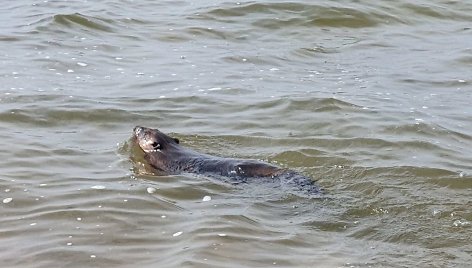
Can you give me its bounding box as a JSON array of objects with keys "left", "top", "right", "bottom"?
[{"left": 134, "top": 126, "right": 144, "bottom": 135}]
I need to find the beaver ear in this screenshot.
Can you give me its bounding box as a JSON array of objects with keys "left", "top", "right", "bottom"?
[{"left": 174, "top": 138, "right": 180, "bottom": 144}]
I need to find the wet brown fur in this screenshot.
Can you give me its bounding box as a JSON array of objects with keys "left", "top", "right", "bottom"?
[{"left": 134, "top": 126, "right": 285, "bottom": 177}]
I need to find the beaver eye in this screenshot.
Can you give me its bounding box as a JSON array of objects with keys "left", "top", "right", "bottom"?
[{"left": 151, "top": 142, "right": 160, "bottom": 149}]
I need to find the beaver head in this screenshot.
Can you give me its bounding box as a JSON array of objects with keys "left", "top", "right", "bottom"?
[
  {"left": 133, "top": 126, "right": 182, "bottom": 173},
  {"left": 134, "top": 126, "right": 180, "bottom": 153}
]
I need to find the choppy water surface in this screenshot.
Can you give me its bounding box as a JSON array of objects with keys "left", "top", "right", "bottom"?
[{"left": 1, "top": 0, "right": 471, "bottom": 267}]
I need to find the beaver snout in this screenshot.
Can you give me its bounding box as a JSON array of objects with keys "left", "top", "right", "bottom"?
[{"left": 134, "top": 126, "right": 144, "bottom": 137}]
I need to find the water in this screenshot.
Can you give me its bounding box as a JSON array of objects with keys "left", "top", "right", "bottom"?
[{"left": 1, "top": 0, "right": 471, "bottom": 267}]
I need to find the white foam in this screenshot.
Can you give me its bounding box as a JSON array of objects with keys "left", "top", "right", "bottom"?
[
  {"left": 147, "top": 187, "right": 157, "bottom": 194},
  {"left": 453, "top": 219, "right": 470, "bottom": 227},
  {"left": 173, "top": 231, "right": 183, "bottom": 237}
]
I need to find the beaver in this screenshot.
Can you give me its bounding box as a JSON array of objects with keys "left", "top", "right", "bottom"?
[{"left": 133, "top": 126, "right": 320, "bottom": 194}]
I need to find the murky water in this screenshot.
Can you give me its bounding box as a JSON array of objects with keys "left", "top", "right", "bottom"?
[{"left": 1, "top": 1, "right": 471, "bottom": 267}]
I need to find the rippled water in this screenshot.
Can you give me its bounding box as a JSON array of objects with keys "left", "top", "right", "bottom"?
[{"left": 1, "top": 1, "right": 471, "bottom": 267}]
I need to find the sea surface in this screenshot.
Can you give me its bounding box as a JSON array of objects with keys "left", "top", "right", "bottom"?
[{"left": 1, "top": 0, "right": 471, "bottom": 267}]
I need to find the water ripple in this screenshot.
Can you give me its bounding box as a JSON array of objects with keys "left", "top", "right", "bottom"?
[
  {"left": 197, "top": 2, "right": 402, "bottom": 28},
  {"left": 1, "top": 0, "right": 472, "bottom": 266}
]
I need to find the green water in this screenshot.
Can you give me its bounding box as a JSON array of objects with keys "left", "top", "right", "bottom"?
[{"left": 1, "top": 1, "right": 471, "bottom": 267}]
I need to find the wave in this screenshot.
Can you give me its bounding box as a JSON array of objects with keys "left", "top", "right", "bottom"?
[
  {"left": 195, "top": 2, "right": 402, "bottom": 28},
  {"left": 195, "top": 1, "right": 472, "bottom": 30}
]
